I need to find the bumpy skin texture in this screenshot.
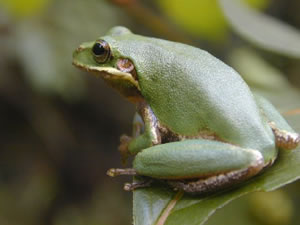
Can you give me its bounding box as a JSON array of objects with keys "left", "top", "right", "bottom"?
[{"left": 101, "top": 27, "right": 276, "bottom": 163}]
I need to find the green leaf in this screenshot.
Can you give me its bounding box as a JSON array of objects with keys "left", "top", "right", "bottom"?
[
  {"left": 205, "top": 189, "right": 294, "bottom": 225},
  {"left": 218, "top": 0, "right": 300, "bottom": 58}
]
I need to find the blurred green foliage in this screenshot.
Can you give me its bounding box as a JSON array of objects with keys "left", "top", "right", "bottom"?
[
  {"left": 0, "top": 0, "right": 51, "bottom": 17},
  {"left": 156, "top": 0, "right": 270, "bottom": 41},
  {"left": 0, "top": 0, "right": 300, "bottom": 225},
  {"left": 248, "top": 190, "right": 293, "bottom": 225},
  {"left": 2, "top": 0, "right": 131, "bottom": 100},
  {"left": 205, "top": 189, "right": 294, "bottom": 225},
  {"left": 220, "top": 0, "right": 300, "bottom": 58}
]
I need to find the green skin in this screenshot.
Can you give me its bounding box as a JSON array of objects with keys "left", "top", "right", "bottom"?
[{"left": 73, "top": 26, "right": 300, "bottom": 193}]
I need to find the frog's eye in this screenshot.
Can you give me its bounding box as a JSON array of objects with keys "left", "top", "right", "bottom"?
[{"left": 92, "top": 40, "right": 111, "bottom": 63}]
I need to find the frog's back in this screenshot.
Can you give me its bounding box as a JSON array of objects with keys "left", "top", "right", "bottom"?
[{"left": 108, "top": 34, "right": 275, "bottom": 151}]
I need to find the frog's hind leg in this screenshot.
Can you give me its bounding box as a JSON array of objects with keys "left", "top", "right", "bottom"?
[
  {"left": 168, "top": 168, "right": 254, "bottom": 193},
  {"left": 133, "top": 139, "right": 265, "bottom": 193},
  {"left": 108, "top": 139, "right": 265, "bottom": 193},
  {"left": 255, "top": 94, "right": 300, "bottom": 150}
]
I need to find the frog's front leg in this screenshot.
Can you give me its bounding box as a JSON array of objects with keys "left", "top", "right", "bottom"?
[
  {"left": 109, "top": 139, "right": 265, "bottom": 193},
  {"left": 118, "top": 112, "right": 144, "bottom": 163},
  {"left": 131, "top": 102, "right": 161, "bottom": 152},
  {"left": 119, "top": 101, "right": 161, "bottom": 162}
]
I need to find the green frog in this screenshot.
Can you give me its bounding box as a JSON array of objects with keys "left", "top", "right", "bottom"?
[{"left": 72, "top": 26, "right": 299, "bottom": 193}]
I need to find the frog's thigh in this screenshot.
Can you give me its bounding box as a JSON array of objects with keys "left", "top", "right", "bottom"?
[
  {"left": 255, "top": 94, "right": 300, "bottom": 149},
  {"left": 133, "top": 140, "right": 264, "bottom": 192}
]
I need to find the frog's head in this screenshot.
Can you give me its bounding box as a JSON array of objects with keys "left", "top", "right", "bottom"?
[{"left": 72, "top": 26, "right": 142, "bottom": 103}]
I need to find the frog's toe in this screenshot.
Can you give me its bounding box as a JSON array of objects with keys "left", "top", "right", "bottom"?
[
  {"left": 270, "top": 124, "right": 300, "bottom": 150},
  {"left": 123, "top": 179, "right": 153, "bottom": 191},
  {"left": 107, "top": 168, "right": 137, "bottom": 177},
  {"left": 276, "top": 131, "right": 300, "bottom": 150}
]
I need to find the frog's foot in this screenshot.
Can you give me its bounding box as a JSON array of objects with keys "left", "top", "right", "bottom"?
[
  {"left": 167, "top": 164, "right": 260, "bottom": 193},
  {"left": 123, "top": 179, "right": 153, "bottom": 191},
  {"left": 107, "top": 168, "right": 153, "bottom": 191},
  {"left": 118, "top": 135, "right": 132, "bottom": 164},
  {"left": 107, "top": 168, "right": 137, "bottom": 177},
  {"left": 269, "top": 122, "right": 300, "bottom": 150}
]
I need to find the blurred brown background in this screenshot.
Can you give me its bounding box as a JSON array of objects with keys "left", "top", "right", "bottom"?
[{"left": 0, "top": 0, "right": 300, "bottom": 224}]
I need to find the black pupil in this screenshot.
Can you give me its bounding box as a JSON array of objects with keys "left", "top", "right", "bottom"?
[{"left": 92, "top": 42, "right": 105, "bottom": 56}]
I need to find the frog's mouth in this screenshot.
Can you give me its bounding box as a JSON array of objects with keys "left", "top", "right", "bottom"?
[{"left": 72, "top": 47, "right": 142, "bottom": 103}]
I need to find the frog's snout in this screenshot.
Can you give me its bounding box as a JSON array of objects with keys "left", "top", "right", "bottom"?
[{"left": 74, "top": 44, "right": 86, "bottom": 54}]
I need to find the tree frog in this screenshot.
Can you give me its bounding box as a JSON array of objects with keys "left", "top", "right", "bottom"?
[{"left": 72, "top": 26, "right": 300, "bottom": 193}]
